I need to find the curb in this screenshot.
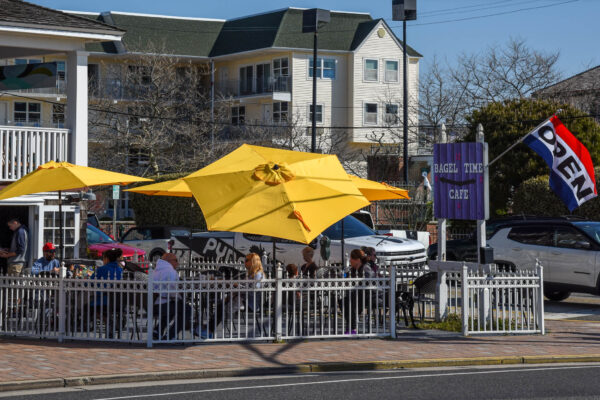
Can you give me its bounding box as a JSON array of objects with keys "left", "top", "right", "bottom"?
[{"left": 4, "top": 354, "right": 600, "bottom": 392}]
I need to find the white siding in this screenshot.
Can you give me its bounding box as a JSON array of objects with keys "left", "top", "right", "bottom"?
[{"left": 350, "top": 22, "right": 419, "bottom": 148}]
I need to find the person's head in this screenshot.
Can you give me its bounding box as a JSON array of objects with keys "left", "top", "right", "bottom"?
[
  {"left": 286, "top": 263, "right": 298, "bottom": 278},
  {"left": 245, "top": 253, "right": 263, "bottom": 277},
  {"left": 349, "top": 249, "right": 367, "bottom": 270},
  {"left": 161, "top": 252, "right": 178, "bottom": 269},
  {"left": 42, "top": 242, "right": 56, "bottom": 261},
  {"left": 7, "top": 217, "right": 21, "bottom": 231},
  {"left": 302, "top": 246, "right": 314, "bottom": 263},
  {"left": 102, "top": 248, "right": 123, "bottom": 264},
  {"left": 362, "top": 247, "right": 376, "bottom": 262}
]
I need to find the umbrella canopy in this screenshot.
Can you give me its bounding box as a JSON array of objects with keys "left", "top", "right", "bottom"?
[
  {"left": 124, "top": 178, "right": 192, "bottom": 198},
  {"left": 183, "top": 144, "right": 370, "bottom": 244},
  {"left": 0, "top": 161, "right": 152, "bottom": 200},
  {"left": 349, "top": 175, "right": 410, "bottom": 201}
]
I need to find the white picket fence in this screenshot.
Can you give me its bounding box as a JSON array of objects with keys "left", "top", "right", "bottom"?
[
  {"left": 0, "top": 259, "right": 544, "bottom": 346},
  {"left": 430, "top": 260, "right": 545, "bottom": 336}
]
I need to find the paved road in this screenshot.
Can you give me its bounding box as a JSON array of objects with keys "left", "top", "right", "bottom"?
[{"left": 5, "top": 364, "right": 600, "bottom": 400}]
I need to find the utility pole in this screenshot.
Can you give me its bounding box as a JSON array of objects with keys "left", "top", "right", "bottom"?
[
  {"left": 303, "top": 9, "right": 330, "bottom": 153},
  {"left": 392, "top": 0, "right": 417, "bottom": 183}
]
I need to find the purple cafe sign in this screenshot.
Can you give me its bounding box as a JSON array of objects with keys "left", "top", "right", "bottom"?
[{"left": 433, "top": 142, "right": 489, "bottom": 220}]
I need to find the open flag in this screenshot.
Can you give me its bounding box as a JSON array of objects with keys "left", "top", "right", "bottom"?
[{"left": 523, "top": 115, "right": 597, "bottom": 211}]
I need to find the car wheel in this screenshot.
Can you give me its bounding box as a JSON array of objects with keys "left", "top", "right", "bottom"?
[
  {"left": 150, "top": 251, "right": 164, "bottom": 263},
  {"left": 544, "top": 290, "right": 571, "bottom": 302}
]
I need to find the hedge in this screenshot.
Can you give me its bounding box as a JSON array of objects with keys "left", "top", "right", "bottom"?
[
  {"left": 511, "top": 167, "right": 600, "bottom": 219},
  {"left": 129, "top": 172, "right": 207, "bottom": 229}
]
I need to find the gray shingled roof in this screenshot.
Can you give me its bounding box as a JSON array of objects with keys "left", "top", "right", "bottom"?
[{"left": 0, "top": 0, "right": 123, "bottom": 35}]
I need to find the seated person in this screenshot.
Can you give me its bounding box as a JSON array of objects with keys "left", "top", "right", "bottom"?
[
  {"left": 31, "top": 242, "right": 60, "bottom": 276},
  {"left": 89, "top": 248, "right": 123, "bottom": 306},
  {"left": 300, "top": 247, "right": 317, "bottom": 278},
  {"left": 207, "top": 253, "right": 264, "bottom": 338},
  {"left": 152, "top": 253, "right": 196, "bottom": 340},
  {"left": 341, "top": 249, "right": 375, "bottom": 335},
  {"left": 286, "top": 263, "right": 298, "bottom": 278},
  {"left": 361, "top": 246, "right": 379, "bottom": 274}
]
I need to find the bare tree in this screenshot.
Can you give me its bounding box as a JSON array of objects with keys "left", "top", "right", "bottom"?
[{"left": 419, "top": 38, "right": 562, "bottom": 140}]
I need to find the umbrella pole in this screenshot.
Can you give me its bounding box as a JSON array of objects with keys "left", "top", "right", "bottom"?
[
  {"left": 341, "top": 217, "right": 345, "bottom": 268},
  {"left": 58, "top": 190, "right": 63, "bottom": 262}
]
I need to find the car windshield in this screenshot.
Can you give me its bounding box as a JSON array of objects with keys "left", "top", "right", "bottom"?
[
  {"left": 322, "top": 215, "right": 375, "bottom": 240},
  {"left": 87, "top": 224, "right": 115, "bottom": 244},
  {"left": 573, "top": 222, "right": 600, "bottom": 244}
]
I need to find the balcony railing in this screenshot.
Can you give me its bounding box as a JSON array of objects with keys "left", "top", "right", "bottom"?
[
  {"left": 7, "top": 80, "right": 66, "bottom": 96},
  {"left": 216, "top": 76, "right": 292, "bottom": 98},
  {"left": 0, "top": 125, "right": 70, "bottom": 182}
]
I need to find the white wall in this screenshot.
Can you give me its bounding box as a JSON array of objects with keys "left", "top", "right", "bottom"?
[{"left": 350, "top": 21, "right": 419, "bottom": 148}]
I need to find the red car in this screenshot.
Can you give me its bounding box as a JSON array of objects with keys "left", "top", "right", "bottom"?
[{"left": 87, "top": 223, "right": 146, "bottom": 261}]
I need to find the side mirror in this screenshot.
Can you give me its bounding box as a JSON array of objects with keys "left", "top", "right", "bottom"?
[{"left": 576, "top": 240, "right": 592, "bottom": 250}]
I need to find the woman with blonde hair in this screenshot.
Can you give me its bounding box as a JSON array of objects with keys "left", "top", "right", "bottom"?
[{"left": 207, "top": 253, "right": 264, "bottom": 338}]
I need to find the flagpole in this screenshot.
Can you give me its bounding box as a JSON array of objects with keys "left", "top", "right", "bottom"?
[{"left": 488, "top": 110, "right": 562, "bottom": 167}]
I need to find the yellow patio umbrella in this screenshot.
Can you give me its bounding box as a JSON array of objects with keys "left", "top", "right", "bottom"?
[
  {"left": 124, "top": 178, "right": 192, "bottom": 198},
  {"left": 348, "top": 174, "right": 410, "bottom": 201},
  {"left": 183, "top": 144, "right": 370, "bottom": 245},
  {"left": 0, "top": 161, "right": 152, "bottom": 259}
]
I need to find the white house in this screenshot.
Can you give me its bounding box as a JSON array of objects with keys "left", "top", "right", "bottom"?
[{"left": 0, "top": 0, "right": 124, "bottom": 263}]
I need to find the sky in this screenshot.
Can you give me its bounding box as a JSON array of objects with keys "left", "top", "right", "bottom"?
[{"left": 33, "top": 0, "right": 599, "bottom": 79}]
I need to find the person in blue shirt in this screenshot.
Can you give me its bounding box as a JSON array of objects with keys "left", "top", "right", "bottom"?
[
  {"left": 31, "top": 242, "right": 60, "bottom": 276},
  {"left": 90, "top": 248, "right": 123, "bottom": 307}
]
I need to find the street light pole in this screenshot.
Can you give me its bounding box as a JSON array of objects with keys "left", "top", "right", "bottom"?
[
  {"left": 311, "top": 31, "right": 318, "bottom": 153},
  {"left": 402, "top": 19, "right": 408, "bottom": 183}
]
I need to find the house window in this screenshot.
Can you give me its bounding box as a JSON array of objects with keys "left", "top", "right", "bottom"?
[
  {"left": 384, "top": 104, "right": 399, "bottom": 125},
  {"left": 14, "top": 102, "right": 41, "bottom": 126},
  {"left": 127, "top": 65, "right": 151, "bottom": 85},
  {"left": 364, "top": 59, "right": 378, "bottom": 82},
  {"left": 88, "top": 63, "right": 100, "bottom": 93},
  {"left": 44, "top": 207, "right": 77, "bottom": 259},
  {"left": 128, "top": 147, "right": 150, "bottom": 167},
  {"left": 273, "top": 102, "right": 288, "bottom": 123},
  {"left": 14, "top": 58, "right": 42, "bottom": 65},
  {"left": 364, "top": 103, "right": 378, "bottom": 125},
  {"left": 239, "top": 66, "right": 253, "bottom": 95},
  {"left": 256, "top": 63, "right": 271, "bottom": 93},
  {"left": 52, "top": 104, "right": 65, "bottom": 128},
  {"left": 309, "top": 104, "right": 323, "bottom": 123},
  {"left": 309, "top": 58, "right": 336, "bottom": 79},
  {"left": 273, "top": 58, "right": 289, "bottom": 77},
  {"left": 231, "top": 106, "right": 245, "bottom": 125},
  {"left": 385, "top": 60, "right": 399, "bottom": 82}
]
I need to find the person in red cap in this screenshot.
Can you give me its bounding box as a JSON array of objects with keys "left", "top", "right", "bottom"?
[{"left": 31, "top": 242, "right": 60, "bottom": 276}]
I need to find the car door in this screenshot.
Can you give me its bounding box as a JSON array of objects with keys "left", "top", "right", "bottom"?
[
  {"left": 500, "top": 225, "right": 554, "bottom": 277},
  {"left": 121, "top": 228, "right": 149, "bottom": 252},
  {"left": 548, "top": 226, "right": 596, "bottom": 288}
]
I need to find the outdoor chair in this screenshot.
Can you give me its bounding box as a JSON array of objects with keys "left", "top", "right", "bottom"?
[{"left": 412, "top": 271, "right": 438, "bottom": 322}]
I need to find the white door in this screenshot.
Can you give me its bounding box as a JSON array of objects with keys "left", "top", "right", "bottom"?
[
  {"left": 262, "top": 104, "right": 272, "bottom": 122},
  {"left": 549, "top": 226, "right": 596, "bottom": 287}
]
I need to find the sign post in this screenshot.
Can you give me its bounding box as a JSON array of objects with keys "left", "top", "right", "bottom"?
[{"left": 112, "top": 185, "right": 119, "bottom": 239}]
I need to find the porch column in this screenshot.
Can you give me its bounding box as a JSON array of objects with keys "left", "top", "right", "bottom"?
[{"left": 66, "top": 51, "right": 89, "bottom": 166}]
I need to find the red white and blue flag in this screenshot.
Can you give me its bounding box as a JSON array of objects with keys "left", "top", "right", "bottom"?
[{"left": 523, "top": 116, "right": 597, "bottom": 211}]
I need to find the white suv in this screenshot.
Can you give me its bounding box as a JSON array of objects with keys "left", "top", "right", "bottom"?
[{"left": 487, "top": 219, "right": 600, "bottom": 301}]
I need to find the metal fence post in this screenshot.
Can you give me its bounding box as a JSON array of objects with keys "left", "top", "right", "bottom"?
[
  {"left": 58, "top": 261, "right": 66, "bottom": 343},
  {"left": 389, "top": 266, "right": 396, "bottom": 339},
  {"left": 436, "top": 270, "right": 448, "bottom": 322},
  {"left": 146, "top": 263, "right": 154, "bottom": 348},
  {"left": 275, "top": 264, "right": 283, "bottom": 342},
  {"left": 536, "top": 259, "right": 545, "bottom": 335},
  {"left": 461, "top": 263, "right": 469, "bottom": 336}
]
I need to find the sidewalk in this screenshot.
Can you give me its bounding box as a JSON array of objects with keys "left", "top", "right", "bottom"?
[{"left": 1, "top": 319, "right": 600, "bottom": 390}]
